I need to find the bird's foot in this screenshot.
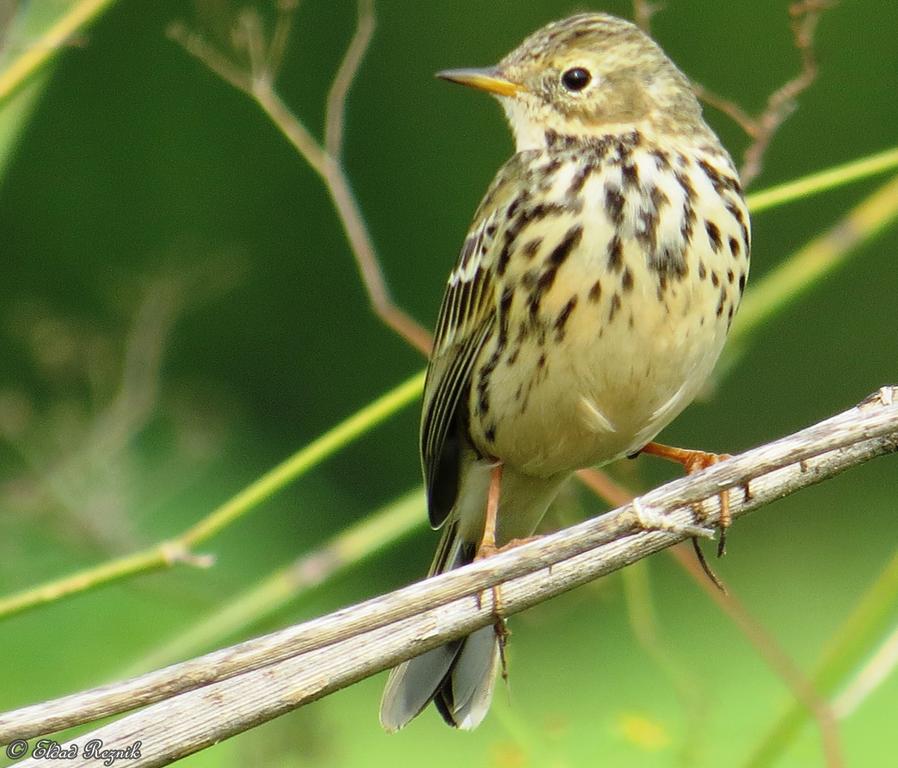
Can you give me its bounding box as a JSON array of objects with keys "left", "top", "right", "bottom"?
[{"left": 639, "top": 442, "right": 740, "bottom": 557}]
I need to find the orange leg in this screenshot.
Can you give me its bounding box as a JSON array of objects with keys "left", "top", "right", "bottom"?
[
  {"left": 641, "top": 442, "right": 733, "bottom": 557},
  {"left": 475, "top": 463, "right": 512, "bottom": 680},
  {"left": 475, "top": 463, "right": 543, "bottom": 557},
  {"left": 476, "top": 463, "right": 503, "bottom": 560}
]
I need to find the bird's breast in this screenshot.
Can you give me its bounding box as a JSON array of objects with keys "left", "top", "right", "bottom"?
[{"left": 468, "top": 139, "right": 750, "bottom": 477}]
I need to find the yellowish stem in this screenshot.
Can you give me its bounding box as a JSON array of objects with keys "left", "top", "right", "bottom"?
[{"left": 0, "top": 0, "right": 119, "bottom": 103}]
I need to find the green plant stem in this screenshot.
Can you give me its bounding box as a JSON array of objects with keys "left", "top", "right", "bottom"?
[
  {"left": 0, "top": 0, "right": 119, "bottom": 103},
  {"left": 746, "top": 146, "right": 898, "bottom": 213},
  {"left": 731, "top": 173, "right": 898, "bottom": 351},
  {"left": 744, "top": 550, "right": 898, "bottom": 768},
  {"left": 0, "top": 370, "right": 425, "bottom": 622},
  {"left": 124, "top": 487, "right": 426, "bottom": 674},
  {"left": 622, "top": 561, "right": 706, "bottom": 765}
]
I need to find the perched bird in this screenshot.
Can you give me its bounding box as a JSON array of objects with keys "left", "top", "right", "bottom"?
[{"left": 380, "top": 12, "right": 750, "bottom": 731}]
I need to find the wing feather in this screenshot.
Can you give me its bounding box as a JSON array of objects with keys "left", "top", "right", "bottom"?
[{"left": 421, "top": 155, "right": 528, "bottom": 528}]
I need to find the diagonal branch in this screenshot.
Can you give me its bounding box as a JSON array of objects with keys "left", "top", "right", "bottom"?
[{"left": 2, "top": 387, "right": 896, "bottom": 761}]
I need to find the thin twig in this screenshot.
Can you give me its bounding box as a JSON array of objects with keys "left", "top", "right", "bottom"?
[
  {"left": 3, "top": 387, "right": 895, "bottom": 761},
  {"left": 699, "top": 0, "right": 831, "bottom": 185},
  {"left": 689, "top": 83, "right": 758, "bottom": 138},
  {"left": 638, "top": 0, "right": 833, "bottom": 186},
  {"left": 740, "top": 0, "right": 831, "bottom": 184},
  {"left": 325, "top": 0, "right": 375, "bottom": 157},
  {"left": 266, "top": 0, "right": 299, "bottom": 81},
  {"left": 168, "top": 3, "right": 432, "bottom": 354}
]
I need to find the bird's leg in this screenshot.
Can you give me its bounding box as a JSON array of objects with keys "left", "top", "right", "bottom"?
[
  {"left": 495, "top": 617, "right": 511, "bottom": 684},
  {"left": 476, "top": 462, "right": 503, "bottom": 560},
  {"left": 476, "top": 463, "right": 543, "bottom": 555},
  {"left": 640, "top": 442, "right": 734, "bottom": 556},
  {"left": 474, "top": 463, "right": 512, "bottom": 681}
]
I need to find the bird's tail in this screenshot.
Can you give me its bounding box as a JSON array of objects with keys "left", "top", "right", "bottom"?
[{"left": 379, "top": 518, "right": 500, "bottom": 732}]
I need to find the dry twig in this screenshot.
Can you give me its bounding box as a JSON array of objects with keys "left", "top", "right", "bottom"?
[
  {"left": 168, "top": 2, "right": 431, "bottom": 354},
  {"left": 632, "top": 0, "right": 661, "bottom": 33},
  {"left": 637, "top": 0, "right": 833, "bottom": 186}
]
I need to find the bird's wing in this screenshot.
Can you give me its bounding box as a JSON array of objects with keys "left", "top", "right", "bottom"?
[{"left": 421, "top": 158, "right": 525, "bottom": 528}]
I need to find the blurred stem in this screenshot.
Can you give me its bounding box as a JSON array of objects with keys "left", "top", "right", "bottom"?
[
  {"left": 622, "top": 561, "right": 707, "bottom": 766},
  {"left": 833, "top": 620, "right": 898, "bottom": 719},
  {"left": 744, "top": 549, "right": 898, "bottom": 768},
  {"left": 730, "top": 172, "right": 898, "bottom": 353},
  {"left": 746, "top": 146, "right": 898, "bottom": 213},
  {"left": 180, "top": 370, "right": 424, "bottom": 546},
  {"left": 669, "top": 547, "right": 843, "bottom": 768},
  {"left": 490, "top": 694, "right": 556, "bottom": 766},
  {"left": 0, "top": 0, "right": 119, "bottom": 103},
  {"left": 124, "top": 488, "right": 426, "bottom": 674},
  {"left": 0, "top": 370, "right": 425, "bottom": 622}
]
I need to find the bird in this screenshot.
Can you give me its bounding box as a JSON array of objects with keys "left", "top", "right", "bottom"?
[{"left": 380, "top": 12, "right": 750, "bottom": 732}]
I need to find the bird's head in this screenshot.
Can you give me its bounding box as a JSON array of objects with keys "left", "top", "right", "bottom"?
[{"left": 438, "top": 13, "right": 706, "bottom": 151}]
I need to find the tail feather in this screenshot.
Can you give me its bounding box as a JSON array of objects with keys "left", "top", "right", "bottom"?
[
  {"left": 380, "top": 464, "right": 565, "bottom": 730},
  {"left": 380, "top": 640, "right": 463, "bottom": 732},
  {"left": 434, "top": 625, "right": 500, "bottom": 729},
  {"left": 380, "top": 517, "right": 500, "bottom": 731}
]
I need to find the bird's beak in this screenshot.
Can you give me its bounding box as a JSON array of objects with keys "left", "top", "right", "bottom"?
[{"left": 436, "top": 67, "right": 521, "bottom": 97}]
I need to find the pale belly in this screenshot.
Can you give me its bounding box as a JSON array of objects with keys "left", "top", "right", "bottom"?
[
  {"left": 468, "top": 237, "right": 737, "bottom": 478},
  {"left": 464, "top": 139, "right": 750, "bottom": 479}
]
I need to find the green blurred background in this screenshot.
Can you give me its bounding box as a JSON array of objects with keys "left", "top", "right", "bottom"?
[{"left": 1, "top": 0, "right": 896, "bottom": 765}]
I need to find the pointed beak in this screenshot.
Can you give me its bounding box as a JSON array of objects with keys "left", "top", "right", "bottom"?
[{"left": 436, "top": 67, "right": 521, "bottom": 97}]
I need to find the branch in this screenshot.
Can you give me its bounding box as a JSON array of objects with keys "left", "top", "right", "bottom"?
[
  {"left": 168, "top": 2, "right": 432, "bottom": 355},
  {"left": 325, "top": 0, "right": 375, "bottom": 157},
  {"left": 637, "top": 0, "right": 833, "bottom": 186},
  {"left": 697, "top": 0, "right": 831, "bottom": 185},
  {"left": 3, "top": 388, "right": 896, "bottom": 763},
  {"left": 740, "top": 0, "right": 830, "bottom": 184}
]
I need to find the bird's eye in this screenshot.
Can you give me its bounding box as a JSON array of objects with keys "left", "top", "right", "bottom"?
[{"left": 561, "top": 67, "right": 592, "bottom": 92}]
